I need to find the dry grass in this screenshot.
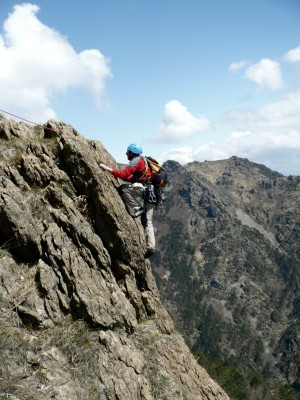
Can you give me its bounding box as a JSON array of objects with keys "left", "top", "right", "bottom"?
[
  {"left": 0, "top": 313, "right": 104, "bottom": 399},
  {"left": 134, "top": 320, "right": 187, "bottom": 400}
]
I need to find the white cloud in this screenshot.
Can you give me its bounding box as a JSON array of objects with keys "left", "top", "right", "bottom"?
[
  {"left": 0, "top": 3, "right": 112, "bottom": 122},
  {"left": 259, "top": 91, "right": 300, "bottom": 127},
  {"left": 283, "top": 46, "right": 300, "bottom": 63},
  {"left": 230, "top": 131, "right": 251, "bottom": 139},
  {"left": 228, "top": 60, "right": 249, "bottom": 72},
  {"left": 245, "top": 58, "right": 284, "bottom": 90},
  {"left": 159, "top": 146, "right": 194, "bottom": 164},
  {"left": 160, "top": 49, "right": 300, "bottom": 174},
  {"left": 159, "top": 91, "right": 300, "bottom": 175},
  {"left": 160, "top": 142, "right": 230, "bottom": 166},
  {"left": 158, "top": 100, "right": 212, "bottom": 143}
]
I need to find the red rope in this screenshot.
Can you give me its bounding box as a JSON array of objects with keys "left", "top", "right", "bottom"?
[{"left": 0, "top": 108, "right": 57, "bottom": 133}]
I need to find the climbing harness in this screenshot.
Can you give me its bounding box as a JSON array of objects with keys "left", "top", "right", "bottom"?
[{"left": 144, "top": 184, "right": 159, "bottom": 205}]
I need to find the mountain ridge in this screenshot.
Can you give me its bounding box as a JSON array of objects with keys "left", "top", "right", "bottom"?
[{"left": 152, "top": 155, "right": 300, "bottom": 399}]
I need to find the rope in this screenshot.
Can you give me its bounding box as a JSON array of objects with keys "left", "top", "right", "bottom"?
[
  {"left": 0, "top": 108, "right": 57, "bottom": 133},
  {"left": 0, "top": 108, "right": 98, "bottom": 151}
]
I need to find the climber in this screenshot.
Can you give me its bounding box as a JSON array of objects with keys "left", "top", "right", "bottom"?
[{"left": 99, "top": 143, "right": 156, "bottom": 258}]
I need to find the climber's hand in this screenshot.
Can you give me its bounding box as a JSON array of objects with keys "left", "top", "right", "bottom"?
[{"left": 99, "top": 163, "right": 113, "bottom": 172}]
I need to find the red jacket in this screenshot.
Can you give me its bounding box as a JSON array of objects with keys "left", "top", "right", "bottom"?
[{"left": 112, "top": 156, "right": 151, "bottom": 183}]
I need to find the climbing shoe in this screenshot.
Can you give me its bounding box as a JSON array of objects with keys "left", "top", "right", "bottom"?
[{"left": 145, "top": 248, "right": 156, "bottom": 258}]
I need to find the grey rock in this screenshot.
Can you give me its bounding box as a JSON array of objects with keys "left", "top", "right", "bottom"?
[{"left": 0, "top": 117, "right": 229, "bottom": 400}]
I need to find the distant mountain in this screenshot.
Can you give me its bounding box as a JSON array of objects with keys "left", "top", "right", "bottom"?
[{"left": 152, "top": 156, "right": 300, "bottom": 400}]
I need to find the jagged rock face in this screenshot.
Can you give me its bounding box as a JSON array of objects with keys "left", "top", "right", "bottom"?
[
  {"left": 152, "top": 157, "right": 300, "bottom": 398},
  {"left": 0, "top": 116, "right": 229, "bottom": 400}
]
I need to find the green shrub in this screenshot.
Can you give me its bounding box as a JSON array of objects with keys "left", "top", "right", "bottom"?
[{"left": 193, "top": 350, "right": 250, "bottom": 400}]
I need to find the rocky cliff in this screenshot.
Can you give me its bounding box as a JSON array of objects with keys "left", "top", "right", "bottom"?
[
  {"left": 152, "top": 158, "right": 300, "bottom": 399},
  {"left": 0, "top": 115, "right": 230, "bottom": 400}
]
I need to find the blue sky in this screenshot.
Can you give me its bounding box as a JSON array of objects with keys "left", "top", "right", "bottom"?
[{"left": 1, "top": 1, "right": 300, "bottom": 175}]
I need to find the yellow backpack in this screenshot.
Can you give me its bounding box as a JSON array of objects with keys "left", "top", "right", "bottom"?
[{"left": 145, "top": 156, "right": 168, "bottom": 187}]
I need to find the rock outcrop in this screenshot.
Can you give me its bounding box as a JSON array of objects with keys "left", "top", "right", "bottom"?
[{"left": 0, "top": 115, "right": 229, "bottom": 400}]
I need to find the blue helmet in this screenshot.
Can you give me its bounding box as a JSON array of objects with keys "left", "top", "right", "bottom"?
[{"left": 127, "top": 143, "right": 143, "bottom": 155}]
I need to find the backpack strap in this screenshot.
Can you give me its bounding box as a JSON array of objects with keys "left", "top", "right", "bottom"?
[
  {"left": 131, "top": 156, "right": 149, "bottom": 184},
  {"left": 140, "top": 156, "right": 151, "bottom": 184}
]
